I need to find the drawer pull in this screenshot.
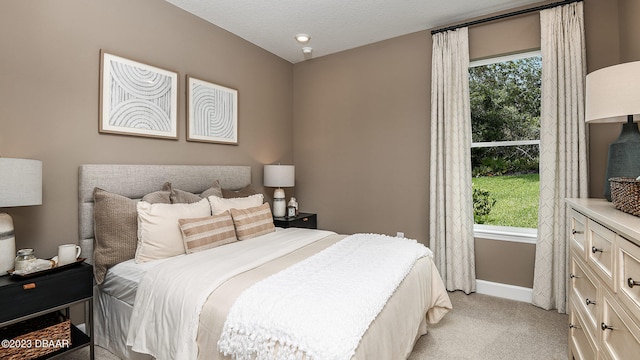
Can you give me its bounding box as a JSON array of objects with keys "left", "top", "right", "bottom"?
[
  {"left": 572, "top": 229, "right": 583, "bottom": 235},
  {"left": 302, "top": 218, "right": 309, "bottom": 222},
  {"left": 628, "top": 277, "right": 640, "bottom": 288},
  {"left": 585, "top": 298, "right": 596, "bottom": 306},
  {"left": 570, "top": 273, "right": 580, "bottom": 279},
  {"left": 591, "top": 246, "right": 603, "bottom": 254},
  {"left": 23, "top": 283, "right": 36, "bottom": 290},
  {"left": 601, "top": 322, "right": 613, "bottom": 331}
]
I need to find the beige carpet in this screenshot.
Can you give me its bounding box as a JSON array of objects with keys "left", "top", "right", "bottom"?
[
  {"left": 60, "top": 291, "right": 568, "bottom": 359},
  {"left": 409, "top": 291, "right": 569, "bottom": 359}
]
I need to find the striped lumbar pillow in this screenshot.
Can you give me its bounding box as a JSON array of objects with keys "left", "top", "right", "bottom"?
[
  {"left": 230, "top": 203, "right": 276, "bottom": 240},
  {"left": 178, "top": 211, "right": 237, "bottom": 254}
]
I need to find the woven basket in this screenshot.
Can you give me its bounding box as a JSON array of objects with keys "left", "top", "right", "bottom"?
[
  {"left": 610, "top": 177, "right": 640, "bottom": 217},
  {"left": 0, "top": 312, "right": 71, "bottom": 360}
]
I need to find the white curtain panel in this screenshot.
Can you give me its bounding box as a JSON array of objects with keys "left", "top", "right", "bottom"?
[
  {"left": 533, "top": 1, "right": 588, "bottom": 313},
  {"left": 429, "top": 27, "right": 476, "bottom": 294}
]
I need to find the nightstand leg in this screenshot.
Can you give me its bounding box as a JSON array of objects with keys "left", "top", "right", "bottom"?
[{"left": 86, "top": 298, "right": 94, "bottom": 359}]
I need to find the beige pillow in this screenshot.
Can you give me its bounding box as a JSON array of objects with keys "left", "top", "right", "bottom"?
[
  {"left": 171, "top": 181, "right": 223, "bottom": 204},
  {"left": 135, "top": 198, "right": 211, "bottom": 263},
  {"left": 92, "top": 187, "right": 171, "bottom": 284},
  {"left": 230, "top": 203, "right": 276, "bottom": 240},
  {"left": 178, "top": 212, "right": 237, "bottom": 254},
  {"left": 222, "top": 185, "right": 260, "bottom": 199},
  {"left": 208, "top": 193, "right": 264, "bottom": 215}
]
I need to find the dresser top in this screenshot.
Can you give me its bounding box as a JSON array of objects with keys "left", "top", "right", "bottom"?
[{"left": 566, "top": 198, "right": 640, "bottom": 245}]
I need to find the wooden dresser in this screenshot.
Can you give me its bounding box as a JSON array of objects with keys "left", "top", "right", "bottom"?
[{"left": 566, "top": 198, "right": 640, "bottom": 360}]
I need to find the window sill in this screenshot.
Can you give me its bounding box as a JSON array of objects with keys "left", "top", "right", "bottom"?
[{"left": 473, "top": 224, "right": 537, "bottom": 244}]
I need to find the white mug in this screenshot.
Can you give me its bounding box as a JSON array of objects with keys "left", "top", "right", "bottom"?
[{"left": 58, "top": 244, "right": 81, "bottom": 266}]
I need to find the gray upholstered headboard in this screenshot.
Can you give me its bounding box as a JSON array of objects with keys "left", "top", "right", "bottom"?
[{"left": 78, "top": 164, "right": 252, "bottom": 264}]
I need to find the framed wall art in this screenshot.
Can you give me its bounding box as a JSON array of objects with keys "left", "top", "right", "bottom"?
[
  {"left": 186, "top": 76, "right": 238, "bottom": 145},
  {"left": 99, "top": 50, "right": 178, "bottom": 139}
]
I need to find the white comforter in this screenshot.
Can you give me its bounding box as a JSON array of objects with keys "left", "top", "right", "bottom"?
[
  {"left": 218, "top": 233, "right": 431, "bottom": 360},
  {"left": 126, "top": 228, "right": 337, "bottom": 360}
]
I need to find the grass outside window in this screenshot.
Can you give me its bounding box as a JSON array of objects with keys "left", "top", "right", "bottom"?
[{"left": 472, "top": 174, "right": 539, "bottom": 229}]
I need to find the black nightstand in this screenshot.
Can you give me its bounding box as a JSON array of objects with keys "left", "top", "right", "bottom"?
[
  {"left": 273, "top": 212, "right": 317, "bottom": 229},
  {"left": 0, "top": 263, "right": 94, "bottom": 359}
]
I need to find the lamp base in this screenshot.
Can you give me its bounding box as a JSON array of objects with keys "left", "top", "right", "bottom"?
[
  {"left": 604, "top": 116, "right": 640, "bottom": 201},
  {"left": 272, "top": 188, "right": 286, "bottom": 217},
  {"left": 0, "top": 213, "right": 16, "bottom": 275}
]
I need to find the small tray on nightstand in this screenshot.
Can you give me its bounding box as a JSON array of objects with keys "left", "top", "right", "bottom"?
[{"left": 7, "top": 258, "right": 86, "bottom": 279}]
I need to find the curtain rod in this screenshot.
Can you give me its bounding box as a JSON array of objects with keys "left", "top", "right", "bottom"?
[{"left": 430, "top": 0, "right": 582, "bottom": 35}]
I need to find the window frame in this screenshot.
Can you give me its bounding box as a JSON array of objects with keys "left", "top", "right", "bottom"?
[{"left": 469, "top": 50, "right": 542, "bottom": 244}]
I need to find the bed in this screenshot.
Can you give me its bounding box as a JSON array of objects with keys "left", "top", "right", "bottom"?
[{"left": 78, "top": 164, "right": 451, "bottom": 360}]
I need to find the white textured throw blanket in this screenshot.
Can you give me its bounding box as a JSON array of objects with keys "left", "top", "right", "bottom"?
[{"left": 218, "top": 233, "right": 431, "bottom": 360}]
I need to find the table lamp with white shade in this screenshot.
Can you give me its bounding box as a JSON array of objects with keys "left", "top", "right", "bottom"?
[
  {"left": 586, "top": 61, "right": 640, "bottom": 201},
  {"left": 264, "top": 164, "right": 294, "bottom": 217},
  {"left": 0, "top": 158, "right": 43, "bottom": 275}
]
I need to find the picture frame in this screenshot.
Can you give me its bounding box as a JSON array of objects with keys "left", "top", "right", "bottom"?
[
  {"left": 99, "top": 50, "right": 178, "bottom": 139},
  {"left": 186, "top": 75, "right": 238, "bottom": 145}
]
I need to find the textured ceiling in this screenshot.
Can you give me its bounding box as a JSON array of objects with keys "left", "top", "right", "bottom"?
[{"left": 164, "top": 0, "right": 543, "bottom": 63}]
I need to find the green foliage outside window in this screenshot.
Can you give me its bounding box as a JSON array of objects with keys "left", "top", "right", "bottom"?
[
  {"left": 472, "top": 186, "right": 496, "bottom": 224},
  {"left": 470, "top": 57, "right": 541, "bottom": 176}
]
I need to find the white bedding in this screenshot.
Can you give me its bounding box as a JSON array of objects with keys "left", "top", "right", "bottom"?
[
  {"left": 126, "top": 227, "right": 337, "bottom": 360},
  {"left": 218, "top": 234, "right": 431, "bottom": 360},
  {"left": 100, "top": 256, "right": 178, "bottom": 306}
]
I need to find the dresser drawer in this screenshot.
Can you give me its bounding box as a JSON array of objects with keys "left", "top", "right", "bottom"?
[
  {"left": 569, "top": 302, "right": 598, "bottom": 360},
  {"left": 570, "top": 209, "right": 588, "bottom": 261},
  {"left": 600, "top": 289, "right": 640, "bottom": 360},
  {"left": 587, "top": 220, "right": 615, "bottom": 289},
  {"left": 0, "top": 264, "right": 93, "bottom": 323},
  {"left": 570, "top": 255, "right": 600, "bottom": 339},
  {"left": 616, "top": 235, "right": 640, "bottom": 324}
]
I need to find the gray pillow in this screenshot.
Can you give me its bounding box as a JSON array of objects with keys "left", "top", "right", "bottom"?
[
  {"left": 142, "top": 182, "right": 171, "bottom": 203},
  {"left": 222, "top": 185, "right": 260, "bottom": 198},
  {"left": 171, "top": 180, "right": 223, "bottom": 203},
  {"left": 92, "top": 187, "right": 170, "bottom": 284}
]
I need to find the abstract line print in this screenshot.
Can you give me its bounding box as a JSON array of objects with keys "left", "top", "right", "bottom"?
[
  {"left": 187, "top": 77, "right": 238, "bottom": 144},
  {"left": 100, "top": 52, "right": 177, "bottom": 139}
]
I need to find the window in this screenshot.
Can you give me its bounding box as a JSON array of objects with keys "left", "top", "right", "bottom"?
[{"left": 469, "top": 51, "right": 541, "bottom": 242}]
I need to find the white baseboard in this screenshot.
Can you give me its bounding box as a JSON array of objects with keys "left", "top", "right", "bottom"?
[{"left": 475, "top": 279, "right": 533, "bottom": 303}]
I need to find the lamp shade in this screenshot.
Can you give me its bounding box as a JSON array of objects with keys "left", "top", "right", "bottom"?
[
  {"left": 264, "top": 165, "right": 295, "bottom": 188},
  {"left": 0, "top": 158, "right": 43, "bottom": 207},
  {"left": 586, "top": 61, "right": 640, "bottom": 123}
]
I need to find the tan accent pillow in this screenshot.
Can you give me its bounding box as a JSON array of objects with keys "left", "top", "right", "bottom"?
[
  {"left": 208, "top": 194, "right": 264, "bottom": 215},
  {"left": 92, "top": 187, "right": 171, "bottom": 284},
  {"left": 222, "top": 185, "right": 260, "bottom": 199},
  {"left": 178, "top": 212, "right": 237, "bottom": 254},
  {"left": 171, "top": 181, "right": 223, "bottom": 203},
  {"left": 230, "top": 203, "right": 276, "bottom": 240},
  {"left": 135, "top": 199, "right": 211, "bottom": 263}
]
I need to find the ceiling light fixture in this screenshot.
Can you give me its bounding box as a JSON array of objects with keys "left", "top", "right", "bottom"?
[
  {"left": 295, "top": 33, "right": 311, "bottom": 44},
  {"left": 302, "top": 47, "right": 313, "bottom": 55}
]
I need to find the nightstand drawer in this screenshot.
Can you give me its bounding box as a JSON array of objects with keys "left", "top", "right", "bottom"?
[
  {"left": 273, "top": 213, "right": 317, "bottom": 229},
  {"left": 0, "top": 264, "right": 92, "bottom": 323}
]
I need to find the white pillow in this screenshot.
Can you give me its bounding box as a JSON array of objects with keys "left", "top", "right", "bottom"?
[
  {"left": 208, "top": 193, "right": 264, "bottom": 215},
  {"left": 135, "top": 198, "right": 211, "bottom": 263}
]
